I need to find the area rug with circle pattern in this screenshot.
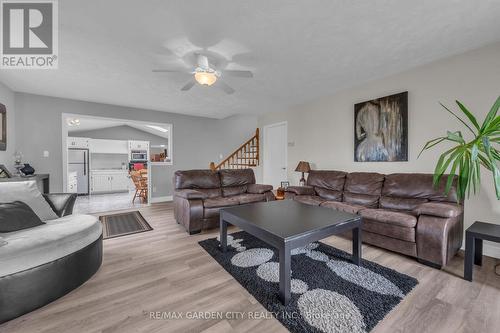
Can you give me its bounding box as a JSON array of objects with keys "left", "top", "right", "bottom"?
[{"left": 199, "top": 231, "right": 418, "bottom": 333}]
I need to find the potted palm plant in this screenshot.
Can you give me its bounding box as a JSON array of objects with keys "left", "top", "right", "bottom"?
[{"left": 419, "top": 96, "right": 499, "bottom": 201}]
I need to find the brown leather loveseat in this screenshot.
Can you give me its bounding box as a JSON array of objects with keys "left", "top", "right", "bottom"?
[
  {"left": 286, "top": 170, "right": 464, "bottom": 268},
  {"left": 174, "top": 169, "right": 274, "bottom": 234}
]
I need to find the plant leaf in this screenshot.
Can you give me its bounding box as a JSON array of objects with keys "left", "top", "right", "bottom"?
[
  {"left": 456, "top": 100, "right": 480, "bottom": 131},
  {"left": 440, "top": 102, "right": 476, "bottom": 136},
  {"left": 418, "top": 137, "right": 446, "bottom": 158},
  {"left": 480, "top": 96, "right": 500, "bottom": 133},
  {"left": 446, "top": 131, "right": 465, "bottom": 144},
  {"left": 482, "top": 136, "right": 500, "bottom": 199}
]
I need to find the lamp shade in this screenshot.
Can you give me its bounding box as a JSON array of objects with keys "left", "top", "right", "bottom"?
[{"left": 295, "top": 161, "right": 311, "bottom": 173}]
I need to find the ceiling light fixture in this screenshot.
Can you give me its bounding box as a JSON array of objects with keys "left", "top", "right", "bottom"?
[
  {"left": 146, "top": 125, "right": 168, "bottom": 133},
  {"left": 67, "top": 118, "right": 80, "bottom": 127},
  {"left": 194, "top": 70, "right": 217, "bottom": 86}
]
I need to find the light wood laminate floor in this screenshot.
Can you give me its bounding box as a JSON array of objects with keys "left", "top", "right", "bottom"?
[{"left": 1, "top": 203, "right": 499, "bottom": 333}]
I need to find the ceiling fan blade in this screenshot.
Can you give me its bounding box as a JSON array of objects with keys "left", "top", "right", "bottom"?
[
  {"left": 152, "top": 69, "right": 190, "bottom": 73},
  {"left": 222, "top": 70, "right": 253, "bottom": 78},
  {"left": 218, "top": 80, "right": 235, "bottom": 94},
  {"left": 197, "top": 54, "right": 209, "bottom": 69},
  {"left": 181, "top": 79, "right": 196, "bottom": 91}
]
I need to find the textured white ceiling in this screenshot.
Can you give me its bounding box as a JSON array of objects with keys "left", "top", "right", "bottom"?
[{"left": 2, "top": 0, "right": 500, "bottom": 119}]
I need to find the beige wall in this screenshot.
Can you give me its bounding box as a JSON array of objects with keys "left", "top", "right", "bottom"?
[{"left": 258, "top": 42, "right": 500, "bottom": 258}]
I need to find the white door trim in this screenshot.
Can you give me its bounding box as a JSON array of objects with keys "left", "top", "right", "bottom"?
[{"left": 263, "top": 121, "right": 288, "bottom": 186}]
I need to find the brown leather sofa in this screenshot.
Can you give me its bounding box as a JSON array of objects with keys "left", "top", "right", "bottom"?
[
  {"left": 174, "top": 169, "right": 274, "bottom": 234},
  {"left": 286, "top": 170, "right": 464, "bottom": 268}
]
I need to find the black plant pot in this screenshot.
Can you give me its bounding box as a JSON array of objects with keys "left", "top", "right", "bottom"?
[{"left": 20, "top": 163, "right": 35, "bottom": 176}]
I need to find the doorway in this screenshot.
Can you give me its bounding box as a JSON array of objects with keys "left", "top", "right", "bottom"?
[
  {"left": 61, "top": 113, "right": 173, "bottom": 214},
  {"left": 263, "top": 121, "right": 287, "bottom": 188}
]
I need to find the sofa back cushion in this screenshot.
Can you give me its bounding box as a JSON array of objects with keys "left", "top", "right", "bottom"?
[
  {"left": 315, "top": 187, "right": 343, "bottom": 201},
  {"left": 307, "top": 170, "right": 346, "bottom": 201},
  {"left": 343, "top": 172, "right": 384, "bottom": 207},
  {"left": 344, "top": 192, "right": 379, "bottom": 208},
  {"left": 174, "top": 170, "right": 221, "bottom": 198},
  {"left": 219, "top": 169, "right": 256, "bottom": 197},
  {"left": 0, "top": 181, "right": 58, "bottom": 221},
  {"left": 382, "top": 173, "right": 457, "bottom": 203}
]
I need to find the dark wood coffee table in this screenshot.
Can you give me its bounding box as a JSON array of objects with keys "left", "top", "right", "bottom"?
[{"left": 219, "top": 200, "right": 363, "bottom": 305}]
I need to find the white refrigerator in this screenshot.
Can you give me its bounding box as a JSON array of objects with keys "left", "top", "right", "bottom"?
[{"left": 68, "top": 148, "right": 89, "bottom": 195}]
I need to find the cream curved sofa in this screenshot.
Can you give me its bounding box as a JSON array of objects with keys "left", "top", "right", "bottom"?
[{"left": 0, "top": 193, "right": 103, "bottom": 323}]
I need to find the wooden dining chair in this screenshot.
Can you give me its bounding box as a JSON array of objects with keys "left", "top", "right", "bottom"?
[{"left": 130, "top": 171, "right": 148, "bottom": 203}]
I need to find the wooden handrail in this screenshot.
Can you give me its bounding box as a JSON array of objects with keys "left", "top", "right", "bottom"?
[{"left": 210, "top": 128, "right": 260, "bottom": 170}]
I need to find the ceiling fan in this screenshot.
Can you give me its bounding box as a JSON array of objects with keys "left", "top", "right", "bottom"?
[{"left": 152, "top": 54, "right": 253, "bottom": 94}]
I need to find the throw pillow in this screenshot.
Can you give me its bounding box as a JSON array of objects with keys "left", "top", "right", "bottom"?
[
  {"left": 0, "top": 201, "right": 45, "bottom": 232},
  {"left": 0, "top": 181, "right": 58, "bottom": 221}
]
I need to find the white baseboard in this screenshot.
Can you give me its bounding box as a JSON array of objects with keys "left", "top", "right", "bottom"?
[
  {"left": 483, "top": 243, "right": 500, "bottom": 259},
  {"left": 150, "top": 195, "right": 173, "bottom": 203}
]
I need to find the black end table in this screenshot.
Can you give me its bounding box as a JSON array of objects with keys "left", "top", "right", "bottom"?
[
  {"left": 464, "top": 221, "right": 500, "bottom": 281},
  {"left": 220, "top": 200, "right": 362, "bottom": 305}
]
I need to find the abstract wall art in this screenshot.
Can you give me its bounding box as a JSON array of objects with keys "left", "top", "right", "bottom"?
[{"left": 354, "top": 92, "right": 408, "bottom": 162}]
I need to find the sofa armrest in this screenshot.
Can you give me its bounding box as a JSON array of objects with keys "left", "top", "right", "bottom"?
[
  {"left": 416, "top": 213, "right": 463, "bottom": 267},
  {"left": 286, "top": 186, "right": 315, "bottom": 196},
  {"left": 174, "top": 189, "right": 208, "bottom": 200},
  {"left": 247, "top": 184, "right": 273, "bottom": 194},
  {"left": 414, "top": 202, "right": 463, "bottom": 218},
  {"left": 43, "top": 193, "right": 77, "bottom": 217},
  {"left": 173, "top": 196, "right": 204, "bottom": 234}
]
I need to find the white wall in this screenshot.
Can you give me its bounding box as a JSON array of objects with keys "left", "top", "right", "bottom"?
[
  {"left": 259, "top": 42, "right": 500, "bottom": 258},
  {"left": 0, "top": 82, "right": 15, "bottom": 170}
]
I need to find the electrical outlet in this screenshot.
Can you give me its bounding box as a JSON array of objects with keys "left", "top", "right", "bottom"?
[
  {"left": 152, "top": 185, "right": 157, "bottom": 193},
  {"left": 43, "top": 150, "right": 49, "bottom": 157}
]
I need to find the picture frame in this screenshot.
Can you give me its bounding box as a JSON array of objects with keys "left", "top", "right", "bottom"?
[
  {"left": 0, "top": 103, "right": 6, "bottom": 151},
  {"left": 280, "top": 181, "right": 290, "bottom": 189},
  {"left": 354, "top": 92, "right": 408, "bottom": 162},
  {"left": 0, "top": 164, "right": 12, "bottom": 178}
]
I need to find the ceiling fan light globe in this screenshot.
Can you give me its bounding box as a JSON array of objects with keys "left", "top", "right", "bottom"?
[{"left": 194, "top": 71, "right": 217, "bottom": 86}]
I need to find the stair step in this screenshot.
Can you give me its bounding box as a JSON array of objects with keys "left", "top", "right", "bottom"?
[{"left": 228, "top": 163, "right": 257, "bottom": 166}]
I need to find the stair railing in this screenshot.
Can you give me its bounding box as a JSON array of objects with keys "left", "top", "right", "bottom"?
[{"left": 210, "top": 128, "right": 259, "bottom": 170}]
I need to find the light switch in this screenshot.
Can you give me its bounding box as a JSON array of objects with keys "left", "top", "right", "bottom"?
[{"left": 43, "top": 150, "right": 49, "bottom": 157}]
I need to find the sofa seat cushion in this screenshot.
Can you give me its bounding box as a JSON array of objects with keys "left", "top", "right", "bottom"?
[
  {"left": 231, "top": 193, "right": 266, "bottom": 205},
  {"left": 363, "top": 219, "right": 415, "bottom": 242},
  {"left": 0, "top": 214, "right": 102, "bottom": 277},
  {"left": 380, "top": 196, "right": 428, "bottom": 211},
  {"left": 203, "top": 197, "right": 240, "bottom": 208},
  {"left": 294, "top": 195, "right": 325, "bottom": 206},
  {"left": 320, "top": 201, "right": 365, "bottom": 214},
  {"left": 360, "top": 208, "right": 417, "bottom": 228}
]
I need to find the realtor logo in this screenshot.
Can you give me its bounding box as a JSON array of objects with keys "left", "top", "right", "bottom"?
[{"left": 1, "top": 0, "right": 58, "bottom": 69}]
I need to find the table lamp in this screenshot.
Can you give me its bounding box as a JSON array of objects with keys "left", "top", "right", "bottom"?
[{"left": 295, "top": 161, "right": 310, "bottom": 186}]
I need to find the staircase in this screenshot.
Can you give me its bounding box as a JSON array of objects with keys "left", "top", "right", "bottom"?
[{"left": 210, "top": 128, "right": 260, "bottom": 170}]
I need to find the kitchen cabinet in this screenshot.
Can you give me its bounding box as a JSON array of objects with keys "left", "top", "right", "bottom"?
[
  {"left": 90, "top": 170, "right": 130, "bottom": 193},
  {"left": 67, "top": 137, "right": 90, "bottom": 149},
  {"left": 90, "top": 139, "right": 128, "bottom": 154},
  {"left": 128, "top": 140, "right": 149, "bottom": 150}
]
